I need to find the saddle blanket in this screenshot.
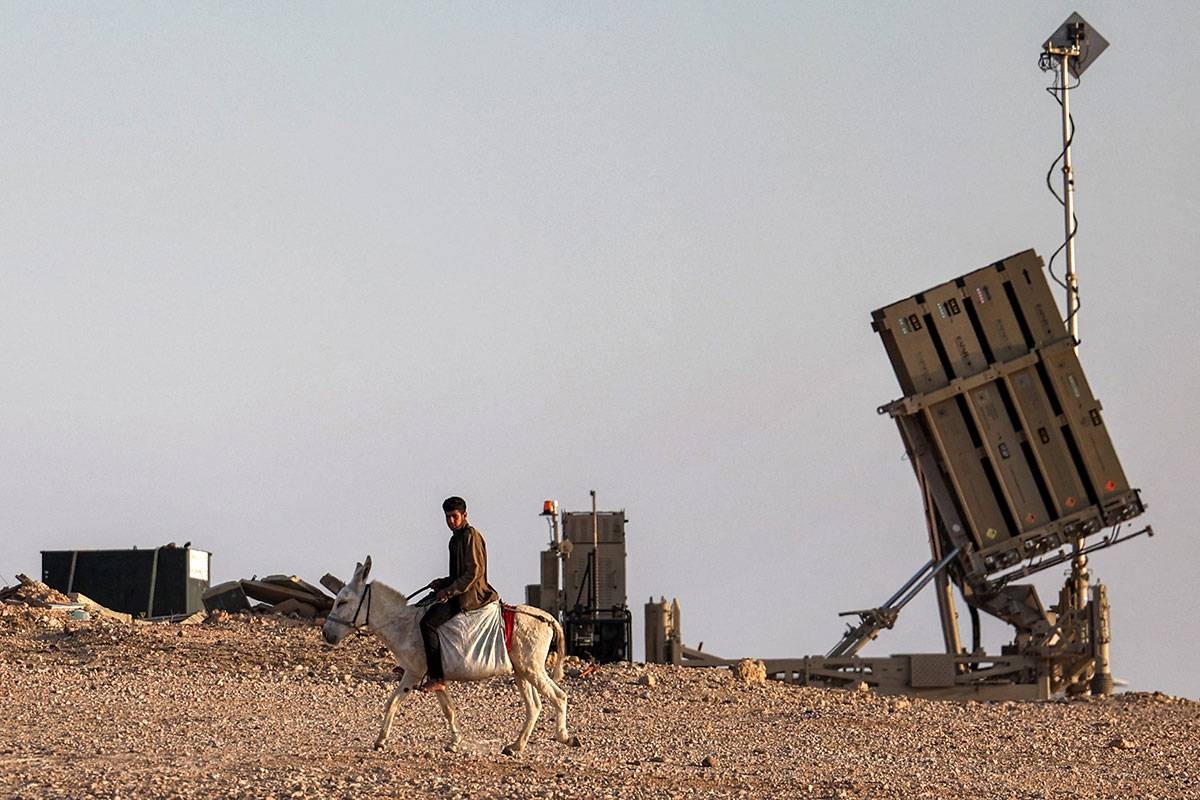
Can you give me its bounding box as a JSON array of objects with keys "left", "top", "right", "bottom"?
[{"left": 437, "top": 600, "right": 514, "bottom": 681}]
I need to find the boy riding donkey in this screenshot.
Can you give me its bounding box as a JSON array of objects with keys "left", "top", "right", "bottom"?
[{"left": 416, "top": 496, "right": 498, "bottom": 693}]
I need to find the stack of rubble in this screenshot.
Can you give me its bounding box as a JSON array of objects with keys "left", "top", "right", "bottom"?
[
  {"left": 1, "top": 574, "right": 134, "bottom": 626},
  {"left": 1, "top": 574, "right": 72, "bottom": 607},
  {"left": 3, "top": 571, "right": 342, "bottom": 625},
  {"left": 202, "top": 574, "right": 339, "bottom": 620}
]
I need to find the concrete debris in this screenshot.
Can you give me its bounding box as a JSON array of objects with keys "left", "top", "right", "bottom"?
[
  {"left": 0, "top": 576, "right": 28, "bottom": 602},
  {"left": 262, "top": 575, "right": 328, "bottom": 601},
  {"left": 201, "top": 581, "right": 251, "bottom": 613},
  {"left": 5, "top": 568, "right": 337, "bottom": 628},
  {"left": 1, "top": 575, "right": 73, "bottom": 607},
  {"left": 68, "top": 592, "right": 134, "bottom": 624},
  {"left": 0, "top": 577, "right": 132, "bottom": 631},
  {"left": 202, "top": 572, "right": 339, "bottom": 621},
  {"left": 273, "top": 599, "right": 318, "bottom": 620},
  {"left": 240, "top": 577, "right": 334, "bottom": 611}
]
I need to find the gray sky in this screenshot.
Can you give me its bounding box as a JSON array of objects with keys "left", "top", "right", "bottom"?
[{"left": 4, "top": 2, "right": 1197, "bottom": 698}]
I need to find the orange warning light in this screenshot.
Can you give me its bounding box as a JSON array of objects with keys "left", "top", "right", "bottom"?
[
  {"left": 1065, "top": 496, "right": 1077, "bottom": 508},
  {"left": 541, "top": 500, "right": 557, "bottom": 516},
  {"left": 1104, "top": 480, "right": 1117, "bottom": 492}
]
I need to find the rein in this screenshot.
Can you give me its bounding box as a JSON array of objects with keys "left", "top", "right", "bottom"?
[{"left": 329, "top": 582, "right": 373, "bottom": 633}]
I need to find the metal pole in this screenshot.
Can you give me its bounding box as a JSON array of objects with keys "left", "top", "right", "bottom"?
[
  {"left": 66, "top": 550, "right": 78, "bottom": 595},
  {"left": 1059, "top": 52, "right": 1079, "bottom": 347},
  {"left": 147, "top": 547, "right": 160, "bottom": 618},
  {"left": 553, "top": 508, "right": 565, "bottom": 614},
  {"left": 923, "top": 474, "right": 963, "bottom": 657},
  {"left": 894, "top": 547, "right": 962, "bottom": 610},
  {"left": 1059, "top": 49, "right": 1090, "bottom": 608},
  {"left": 590, "top": 490, "right": 599, "bottom": 616}
]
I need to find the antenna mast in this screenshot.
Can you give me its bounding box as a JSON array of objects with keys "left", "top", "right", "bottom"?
[
  {"left": 1040, "top": 13, "right": 1109, "bottom": 614},
  {"left": 1040, "top": 13, "right": 1108, "bottom": 346}
]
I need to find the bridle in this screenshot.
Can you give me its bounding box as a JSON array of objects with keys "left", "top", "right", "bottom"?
[{"left": 325, "top": 582, "right": 373, "bottom": 633}]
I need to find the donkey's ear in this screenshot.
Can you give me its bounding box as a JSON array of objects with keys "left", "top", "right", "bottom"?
[{"left": 362, "top": 555, "right": 372, "bottom": 580}]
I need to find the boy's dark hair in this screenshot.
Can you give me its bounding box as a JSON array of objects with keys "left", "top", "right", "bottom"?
[{"left": 442, "top": 496, "right": 467, "bottom": 514}]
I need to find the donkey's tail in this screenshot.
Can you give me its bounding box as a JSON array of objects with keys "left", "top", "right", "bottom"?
[{"left": 548, "top": 616, "right": 566, "bottom": 682}]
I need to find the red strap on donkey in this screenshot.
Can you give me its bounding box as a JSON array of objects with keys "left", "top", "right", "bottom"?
[{"left": 501, "top": 603, "right": 517, "bottom": 650}]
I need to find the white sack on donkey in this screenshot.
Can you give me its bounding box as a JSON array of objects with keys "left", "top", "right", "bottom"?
[
  {"left": 436, "top": 600, "right": 510, "bottom": 680},
  {"left": 321, "top": 556, "right": 581, "bottom": 755}
]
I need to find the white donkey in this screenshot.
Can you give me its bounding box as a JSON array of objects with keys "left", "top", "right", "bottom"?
[{"left": 321, "top": 557, "right": 580, "bottom": 755}]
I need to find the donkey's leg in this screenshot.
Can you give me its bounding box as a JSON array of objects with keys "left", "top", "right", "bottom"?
[
  {"left": 434, "top": 687, "right": 462, "bottom": 752},
  {"left": 530, "top": 668, "right": 580, "bottom": 747},
  {"left": 524, "top": 672, "right": 543, "bottom": 718},
  {"left": 502, "top": 674, "right": 541, "bottom": 756},
  {"left": 376, "top": 672, "right": 421, "bottom": 750}
]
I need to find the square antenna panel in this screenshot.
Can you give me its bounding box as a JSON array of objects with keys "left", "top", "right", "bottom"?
[{"left": 1043, "top": 12, "right": 1109, "bottom": 78}]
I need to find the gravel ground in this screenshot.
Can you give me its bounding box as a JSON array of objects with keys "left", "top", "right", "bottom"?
[{"left": 2, "top": 584, "right": 1198, "bottom": 799}]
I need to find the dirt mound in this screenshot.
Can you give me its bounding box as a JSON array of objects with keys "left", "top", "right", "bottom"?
[
  {"left": 0, "top": 577, "right": 73, "bottom": 607},
  {"left": 0, "top": 578, "right": 85, "bottom": 633}
]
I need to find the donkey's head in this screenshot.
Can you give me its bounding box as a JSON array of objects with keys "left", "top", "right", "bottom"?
[{"left": 321, "top": 556, "right": 372, "bottom": 646}]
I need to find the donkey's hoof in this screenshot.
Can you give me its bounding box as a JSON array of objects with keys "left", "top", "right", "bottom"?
[
  {"left": 501, "top": 744, "right": 520, "bottom": 757},
  {"left": 373, "top": 739, "right": 386, "bottom": 751},
  {"left": 566, "top": 735, "right": 582, "bottom": 748}
]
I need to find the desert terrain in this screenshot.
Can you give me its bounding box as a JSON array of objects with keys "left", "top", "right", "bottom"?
[{"left": 2, "top": 580, "right": 1197, "bottom": 799}]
